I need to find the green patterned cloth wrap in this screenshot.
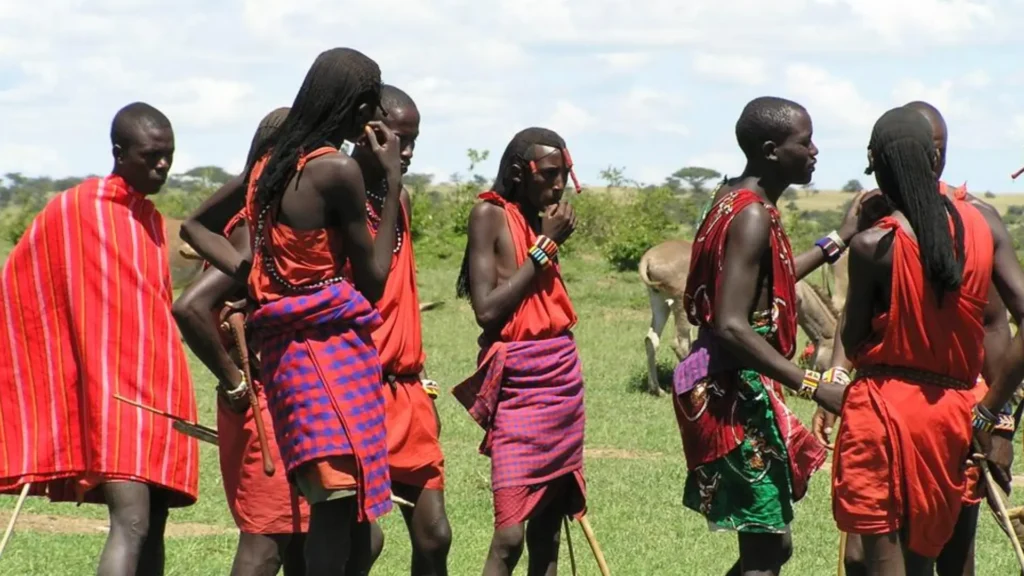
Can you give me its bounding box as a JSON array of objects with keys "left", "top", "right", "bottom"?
[{"left": 681, "top": 320, "right": 794, "bottom": 534}]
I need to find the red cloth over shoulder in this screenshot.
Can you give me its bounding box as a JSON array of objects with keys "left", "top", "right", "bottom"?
[
  {"left": 478, "top": 192, "right": 577, "bottom": 342},
  {"left": 682, "top": 189, "right": 798, "bottom": 358}
]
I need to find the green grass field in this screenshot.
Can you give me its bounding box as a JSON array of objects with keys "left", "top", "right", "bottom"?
[{"left": 3, "top": 201, "right": 1024, "bottom": 574}]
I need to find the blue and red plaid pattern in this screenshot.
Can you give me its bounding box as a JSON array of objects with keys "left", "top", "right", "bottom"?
[
  {"left": 249, "top": 282, "right": 392, "bottom": 522},
  {"left": 452, "top": 334, "right": 586, "bottom": 490}
]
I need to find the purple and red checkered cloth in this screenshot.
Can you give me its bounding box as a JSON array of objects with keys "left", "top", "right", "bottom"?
[
  {"left": 453, "top": 334, "right": 586, "bottom": 490},
  {"left": 249, "top": 282, "right": 392, "bottom": 521}
]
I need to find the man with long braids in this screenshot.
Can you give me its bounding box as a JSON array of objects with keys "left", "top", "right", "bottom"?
[
  {"left": 673, "top": 96, "right": 865, "bottom": 576},
  {"left": 453, "top": 127, "right": 585, "bottom": 575},
  {"left": 815, "top": 100, "right": 1019, "bottom": 576},
  {"left": 174, "top": 107, "right": 312, "bottom": 576},
  {"left": 181, "top": 47, "right": 405, "bottom": 575},
  {"left": 830, "top": 106, "right": 1024, "bottom": 574}
]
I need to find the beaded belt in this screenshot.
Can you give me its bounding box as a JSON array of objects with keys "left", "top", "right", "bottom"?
[
  {"left": 856, "top": 364, "right": 975, "bottom": 391},
  {"left": 384, "top": 373, "right": 439, "bottom": 399}
]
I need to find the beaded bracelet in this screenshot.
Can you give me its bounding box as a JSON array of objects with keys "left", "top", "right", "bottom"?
[
  {"left": 973, "top": 404, "right": 997, "bottom": 433},
  {"left": 529, "top": 245, "right": 552, "bottom": 269},
  {"left": 535, "top": 235, "right": 559, "bottom": 259},
  {"left": 822, "top": 367, "right": 852, "bottom": 387},
  {"left": 421, "top": 379, "right": 440, "bottom": 400},
  {"left": 219, "top": 370, "right": 249, "bottom": 401},
  {"left": 799, "top": 369, "right": 821, "bottom": 400},
  {"left": 814, "top": 230, "right": 846, "bottom": 264}
]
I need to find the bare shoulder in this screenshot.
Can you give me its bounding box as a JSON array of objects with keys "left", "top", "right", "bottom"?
[
  {"left": 848, "top": 226, "right": 890, "bottom": 264},
  {"left": 965, "top": 194, "right": 1007, "bottom": 236},
  {"left": 306, "top": 152, "right": 363, "bottom": 193},
  {"left": 468, "top": 200, "right": 506, "bottom": 227},
  {"left": 727, "top": 202, "right": 771, "bottom": 241}
]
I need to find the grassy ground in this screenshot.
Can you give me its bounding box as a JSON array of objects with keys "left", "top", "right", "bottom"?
[{"left": 2, "top": 245, "right": 1024, "bottom": 575}]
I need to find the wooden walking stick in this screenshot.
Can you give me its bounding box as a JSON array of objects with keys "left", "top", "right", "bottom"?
[
  {"left": 577, "top": 514, "right": 611, "bottom": 576},
  {"left": 0, "top": 483, "right": 30, "bottom": 560},
  {"left": 225, "top": 308, "right": 275, "bottom": 477},
  {"left": 974, "top": 438, "right": 1024, "bottom": 571},
  {"left": 1013, "top": 166, "right": 1024, "bottom": 180},
  {"left": 564, "top": 516, "right": 578, "bottom": 576},
  {"left": 837, "top": 532, "right": 847, "bottom": 576}
]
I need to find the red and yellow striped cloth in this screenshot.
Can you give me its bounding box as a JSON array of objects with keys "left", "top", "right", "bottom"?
[{"left": 0, "top": 174, "right": 198, "bottom": 506}]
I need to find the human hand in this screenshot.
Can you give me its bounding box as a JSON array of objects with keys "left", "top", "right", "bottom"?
[
  {"left": 540, "top": 201, "right": 577, "bottom": 245},
  {"left": 812, "top": 406, "right": 837, "bottom": 449},
  {"left": 364, "top": 121, "right": 403, "bottom": 186}
]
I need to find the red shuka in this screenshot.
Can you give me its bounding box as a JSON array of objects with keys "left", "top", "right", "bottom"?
[
  {"left": 352, "top": 201, "right": 445, "bottom": 490},
  {"left": 833, "top": 195, "right": 992, "bottom": 558},
  {"left": 0, "top": 175, "right": 198, "bottom": 506},
  {"left": 210, "top": 212, "right": 311, "bottom": 534}
]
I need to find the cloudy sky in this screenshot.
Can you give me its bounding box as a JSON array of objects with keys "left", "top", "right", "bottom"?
[{"left": 3, "top": 0, "right": 1024, "bottom": 192}]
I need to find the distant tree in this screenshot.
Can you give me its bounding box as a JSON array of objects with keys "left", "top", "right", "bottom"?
[
  {"left": 803, "top": 181, "right": 819, "bottom": 196},
  {"left": 599, "top": 166, "right": 626, "bottom": 190},
  {"left": 184, "top": 165, "right": 233, "bottom": 183},
  {"left": 984, "top": 191, "right": 996, "bottom": 199},
  {"left": 467, "top": 148, "right": 489, "bottom": 172},
  {"left": 782, "top": 187, "right": 798, "bottom": 201},
  {"left": 404, "top": 173, "right": 434, "bottom": 194},
  {"left": 672, "top": 166, "right": 721, "bottom": 194},
  {"left": 841, "top": 179, "right": 863, "bottom": 193}
]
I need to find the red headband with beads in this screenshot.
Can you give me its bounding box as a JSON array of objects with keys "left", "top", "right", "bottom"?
[{"left": 528, "top": 148, "right": 582, "bottom": 194}]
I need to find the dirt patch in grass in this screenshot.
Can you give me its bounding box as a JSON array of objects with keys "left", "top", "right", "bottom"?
[
  {"left": 586, "top": 447, "right": 665, "bottom": 461},
  {"left": 0, "top": 511, "right": 235, "bottom": 537}
]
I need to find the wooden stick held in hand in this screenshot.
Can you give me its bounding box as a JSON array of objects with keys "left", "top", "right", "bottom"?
[
  {"left": 974, "top": 439, "right": 1024, "bottom": 570},
  {"left": 227, "top": 310, "right": 275, "bottom": 477}
]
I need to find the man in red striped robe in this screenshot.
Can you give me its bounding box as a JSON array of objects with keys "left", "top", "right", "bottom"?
[{"left": 0, "top": 102, "right": 198, "bottom": 575}]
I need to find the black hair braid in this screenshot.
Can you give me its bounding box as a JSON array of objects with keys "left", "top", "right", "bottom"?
[
  {"left": 869, "top": 107, "right": 964, "bottom": 302},
  {"left": 455, "top": 127, "right": 568, "bottom": 299},
  {"left": 245, "top": 48, "right": 382, "bottom": 218}
]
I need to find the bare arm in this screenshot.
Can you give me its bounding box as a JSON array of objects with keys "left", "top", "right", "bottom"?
[
  {"left": 172, "top": 225, "right": 250, "bottom": 388},
  {"left": 975, "top": 202, "right": 1024, "bottom": 411},
  {"left": 180, "top": 175, "right": 249, "bottom": 283},
  {"left": 828, "top": 310, "right": 854, "bottom": 371},
  {"left": 466, "top": 202, "right": 542, "bottom": 333},
  {"left": 713, "top": 204, "right": 806, "bottom": 391},
  {"left": 839, "top": 228, "right": 889, "bottom": 355}
]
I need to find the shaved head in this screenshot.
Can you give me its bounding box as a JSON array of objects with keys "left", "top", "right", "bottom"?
[
  {"left": 111, "top": 102, "right": 172, "bottom": 148},
  {"left": 379, "top": 84, "right": 417, "bottom": 117},
  {"left": 735, "top": 96, "right": 807, "bottom": 159},
  {"left": 904, "top": 100, "right": 947, "bottom": 177},
  {"left": 110, "top": 102, "right": 174, "bottom": 194}
]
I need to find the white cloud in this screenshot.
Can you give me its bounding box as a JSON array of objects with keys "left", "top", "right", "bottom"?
[
  {"left": 596, "top": 52, "right": 652, "bottom": 72},
  {"left": 1011, "top": 116, "right": 1024, "bottom": 141},
  {"left": 0, "top": 0, "right": 1022, "bottom": 193},
  {"left": 963, "top": 70, "right": 991, "bottom": 89},
  {"left": 889, "top": 79, "right": 964, "bottom": 118},
  {"left": 785, "top": 64, "right": 882, "bottom": 138},
  {"left": 691, "top": 53, "right": 766, "bottom": 85}
]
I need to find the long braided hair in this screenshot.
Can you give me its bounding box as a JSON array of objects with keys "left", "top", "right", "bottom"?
[
  {"left": 246, "top": 107, "right": 290, "bottom": 160},
  {"left": 865, "top": 106, "right": 965, "bottom": 301},
  {"left": 455, "top": 127, "right": 568, "bottom": 299},
  {"left": 245, "top": 48, "right": 383, "bottom": 217}
]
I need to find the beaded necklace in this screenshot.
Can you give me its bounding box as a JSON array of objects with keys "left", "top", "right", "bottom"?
[{"left": 365, "top": 177, "right": 402, "bottom": 254}]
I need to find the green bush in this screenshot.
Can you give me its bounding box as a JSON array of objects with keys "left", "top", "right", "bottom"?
[{"left": 601, "top": 187, "right": 688, "bottom": 271}]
